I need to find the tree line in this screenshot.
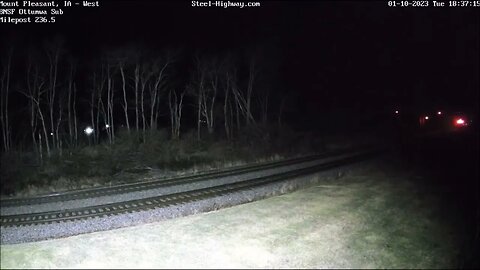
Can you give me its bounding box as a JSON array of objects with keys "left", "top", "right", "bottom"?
[{"left": 0, "top": 37, "right": 290, "bottom": 160}]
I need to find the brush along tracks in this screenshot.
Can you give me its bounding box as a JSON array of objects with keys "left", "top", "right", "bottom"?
[{"left": 1, "top": 147, "right": 381, "bottom": 228}]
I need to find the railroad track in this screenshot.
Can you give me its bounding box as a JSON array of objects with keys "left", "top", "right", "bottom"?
[
  {"left": 1, "top": 147, "right": 381, "bottom": 229},
  {"left": 0, "top": 146, "right": 370, "bottom": 208}
]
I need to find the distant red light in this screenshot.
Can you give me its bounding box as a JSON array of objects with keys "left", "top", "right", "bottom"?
[
  {"left": 437, "top": 111, "right": 442, "bottom": 115},
  {"left": 453, "top": 117, "right": 468, "bottom": 127},
  {"left": 425, "top": 116, "right": 429, "bottom": 120}
]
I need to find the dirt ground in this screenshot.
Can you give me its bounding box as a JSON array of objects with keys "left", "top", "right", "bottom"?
[{"left": 0, "top": 163, "right": 462, "bottom": 269}]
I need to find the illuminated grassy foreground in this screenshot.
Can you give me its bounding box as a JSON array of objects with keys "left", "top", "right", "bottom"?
[{"left": 0, "top": 163, "right": 462, "bottom": 268}]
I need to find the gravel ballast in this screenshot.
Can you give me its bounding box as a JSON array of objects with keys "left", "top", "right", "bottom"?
[{"left": 0, "top": 159, "right": 373, "bottom": 245}]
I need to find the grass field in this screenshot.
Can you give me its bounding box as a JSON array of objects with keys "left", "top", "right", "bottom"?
[{"left": 0, "top": 160, "right": 466, "bottom": 269}]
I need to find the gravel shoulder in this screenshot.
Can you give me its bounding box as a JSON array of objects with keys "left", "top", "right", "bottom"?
[{"left": 0, "top": 160, "right": 461, "bottom": 269}]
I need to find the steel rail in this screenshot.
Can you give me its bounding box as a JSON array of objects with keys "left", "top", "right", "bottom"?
[
  {"left": 1, "top": 149, "right": 380, "bottom": 227},
  {"left": 1, "top": 146, "right": 370, "bottom": 207}
]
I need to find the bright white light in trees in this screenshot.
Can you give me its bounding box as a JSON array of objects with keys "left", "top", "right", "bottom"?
[{"left": 84, "top": 126, "right": 94, "bottom": 135}]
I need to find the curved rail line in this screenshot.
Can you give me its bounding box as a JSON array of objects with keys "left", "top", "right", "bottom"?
[
  {"left": 1, "top": 149, "right": 381, "bottom": 228},
  {"left": 1, "top": 146, "right": 371, "bottom": 207}
]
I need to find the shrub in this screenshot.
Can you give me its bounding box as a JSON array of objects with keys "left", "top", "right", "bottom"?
[
  {"left": 0, "top": 151, "right": 38, "bottom": 196},
  {"left": 2, "top": 122, "right": 363, "bottom": 196}
]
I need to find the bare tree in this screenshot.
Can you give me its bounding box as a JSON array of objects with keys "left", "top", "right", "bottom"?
[
  {"left": 221, "top": 54, "right": 259, "bottom": 135},
  {"left": 106, "top": 63, "right": 116, "bottom": 144},
  {"left": 193, "top": 54, "right": 219, "bottom": 140},
  {"left": 220, "top": 53, "right": 240, "bottom": 139},
  {"left": 55, "top": 90, "right": 65, "bottom": 154},
  {"left": 90, "top": 72, "right": 97, "bottom": 144},
  {"left": 168, "top": 89, "right": 185, "bottom": 140},
  {"left": 89, "top": 71, "right": 103, "bottom": 145},
  {"left": 73, "top": 82, "right": 78, "bottom": 145},
  {"left": 19, "top": 76, "right": 50, "bottom": 158},
  {"left": 119, "top": 60, "right": 130, "bottom": 133},
  {"left": 199, "top": 57, "right": 219, "bottom": 135},
  {"left": 67, "top": 60, "right": 77, "bottom": 147},
  {"left": 230, "top": 76, "right": 256, "bottom": 127},
  {"left": 25, "top": 52, "right": 39, "bottom": 153},
  {"left": 196, "top": 66, "right": 205, "bottom": 140},
  {"left": 139, "top": 62, "right": 153, "bottom": 142},
  {"left": 22, "top": 49, "right": 51, "bottom": 159},
  {"left": 149, "top": 56, "right": 170, "bottom": 131},
  {"left": 224, "top": 70, "right": 232, "bottom": 140},
  {"left": 44, "top": 38, "right": 63, "bottom": 151},
  {"left": 35, "top": 87, "right": 51, "bottom": 157},
  {"left": 133, "top": 61, "right": 140, "bottom": 132},
  {"left": 225, "top": 67, "right": 242, "bottom": 132},
  {"left": 245, "top": 56, "right": 257, "bottom": 126},
  {"left": 92, "top": 62, "right": 106, "bottom": 144},
  {"left": 0, "top": 46, "right": 13, "bottom": 152}
]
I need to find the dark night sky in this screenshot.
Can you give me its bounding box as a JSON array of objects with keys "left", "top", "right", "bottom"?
[{"left": 1, "top": 0, "right": 479, "bottom": 129}]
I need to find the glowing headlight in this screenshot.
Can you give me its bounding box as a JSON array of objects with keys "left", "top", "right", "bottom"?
[{"left": 84, "top": 126, "right": 94, "bottom": 135}]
